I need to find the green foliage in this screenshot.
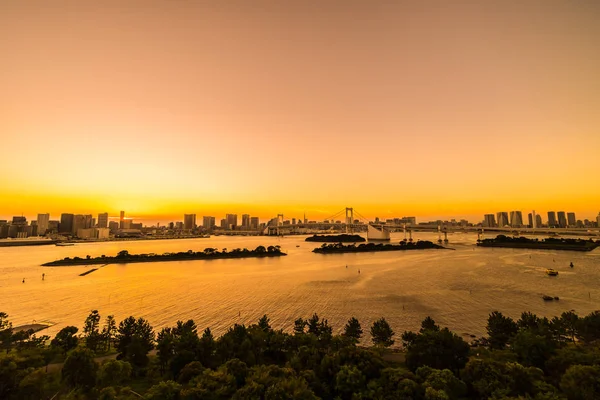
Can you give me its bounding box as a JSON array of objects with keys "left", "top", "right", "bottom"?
[
  {"left": 403, "top": 322, "right": 469, "bottom": 373},
  {"left": 98, "top": 359, "right": 132, "bottom": 387},
  {"left": 418, "top": 367, "right": 467, "bottom": 399},
  {"left": 83, "top": 309, "right": 102, "bottom": 352},
  {"left": 371, "top": 318, "right": 395, "bottom": 347},
  {"left": 61, "top": 347, "right": 97, "bottom": 390},
  {"left": 560, "top": 365, "right": 600, "bottom": 400},
  {"left": 0, "top": 312, "right": 13, "bottom": 354},
  {"left": 343, "top": 317, "right": 363, "bottom": 343},
  {"left": 50, "top": 325, "right": 79, "bottom": 353},
  {"left": 510, "top": 329, "right": 556, "bottom": 369},
  {"left": 487, "top": 311, "right": 518, "bottom": 350},
  {"left": 144, "top": 380, "right": 181, "bottom": 400},
  {"left": 116, "top": 316, "right": 154, "bottom": 368},
  {"left": 335, "top": 365, "right": 366, "bottom": 399}
]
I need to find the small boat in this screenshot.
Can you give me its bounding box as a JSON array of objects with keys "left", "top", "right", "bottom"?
[
  {"left": 569, "top": 262, "right": 574, "bottom": 268},
  {"left": 546, "top": 269, "right": 559, "bottom": 276},
  {"left": 55, "top": 242, "right": 75, "bottom": 247}
]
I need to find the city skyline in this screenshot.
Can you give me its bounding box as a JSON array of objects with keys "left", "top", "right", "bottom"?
[{"left": 2, "top": 1, "right": 599, "bottom": 221}]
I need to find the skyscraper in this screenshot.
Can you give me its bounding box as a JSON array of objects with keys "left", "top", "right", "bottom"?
[
  {"left": 567, "top": 212, "right": 576, "bottom": 227},
  {"left": 527, "top": 213, "right": 533, "bottom": 228},
  {"left": 202, "top": 216, "right": 215, "bottom": 230},
  {"left": 483, "top": 214, "right": 496, "bottom": 227},
  {"left": 557, "top": 211, "right": 567, "bottom": 228},
  {"left": 37, "top": 213, "right": 50, "bottom": 235},
  {"left": 536, "top": 214, "right": 543, "bottom": 228},
  {"left": 120, "top": 210, "right": 125, "bottom": 229},
  {"left": 496, "top": 212, "right": 509, "bottom": 227},
  {"left": 509, "top": 211, "right": 523, "bottom": 228},
  {"left": 250, "top": 217, "right": 260, "bottom": 230},
  {"left": 547, "top": 211, "right": 557, "bottom": 228},
  {"left": 226, "top": 214, "right": 237, "bottom": 229},
  {"left": 72, "top": 214, "right": 93, "bottom": 234},
  {"left": 242, "top": 214, "right": 250, "bottom": 229},
  {"left": 184, "top": 214, "right": 196, "bottom": 230},
  {"left": 597, "top": 212, "right": 600, "bottom": 228},
  {"left": 97, "top": 212, "right": 109, "bottom": 228},
  {"left": 59, "top": 213, "right": 74, "bottom": 233}
]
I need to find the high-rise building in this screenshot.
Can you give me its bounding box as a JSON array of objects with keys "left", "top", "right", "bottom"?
[
  {"left": 527, "top": 213, "right": 533, "bottom": 228},
  {"left": 536, "top": 214, "right": 542, "bottom": 228},
  {"left": 567, "top": 212, "right": 576, "bottom": 227},
  {"left": 109, "top": 221, "right": 119, "bottom": 233},
  {"left": 220, "top": 218, "right": 227, "bottom": 229},
  {"left": 509, "top": 211, "right": 523, "bottom": 228},
  {"left": 184, "top": 214, "right": 197, "bottom": 230},
  {"left": 250, "top": 217, "right": 259, "bottom": 230},
  {"left": 37, "top": 213, "right": 50, "bottom": 235},
  {"left": 72, "top": 214, "right": 93, "bottom": 234},
  {"left": 98, "top": 212, "right": 109, "bottom": 228},
  {"left": 597, "top": 212, "right": 600, "bottom": 228},
  {"left": 59, "top": 213, "right": 74, "bottom": 233},
  {"left": 242, "top": 214, "right": 250, "bottom": 229},
  {"left": 202, "top": 216, "right": 215, "bottom": 230},
  {"left": 496, "top": 212, "right": 509, "bottom": 227},
  {"left": 547, "top": 211, "right": 557, "bottom": 228},
  {"left": 226, "top": 214, "right": 237, "bottom": 230},
  {"left": 483, "top": 214, "right": 496, "bottom": 227},
  {"left": 119, "top": 211, "right": 125, "bottom": 229},
  {"left": 557, "top": 211, "right": 567, "bottom": 228}
]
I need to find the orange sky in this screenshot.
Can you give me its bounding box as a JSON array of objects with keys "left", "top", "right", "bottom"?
[{"left": 1, "top": 1, "right": 599, "bottom": 223}]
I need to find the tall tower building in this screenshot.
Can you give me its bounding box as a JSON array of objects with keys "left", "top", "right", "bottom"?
[
  {"left": 567, "top": 212, "right": 576, "bottom": 227},
  {"left": 527, "top": 213, "right": 533, "bottom": 228},
  {"left": 597, "top": 212, "right": 600, "bottom": 228},
  {"left": 226, "top": 214, "right": 237, "bottom": 230},
  {"left": 557, "top": 211, "right": 567, "bottom": 228},
  {"left": 535, "top": 214, "right": 543, "bottom": 228},
  {"left": 37, "top": 213, "right": 50, "bottom": 235},
  {"left": 97, "top": 212, "right": 109, "bottom": 228},
  {"left": 496, "top": 212, "right": 509, "bottom": 227},
  {"left": 509, "top": 211, "right": 523, "bottom": 228},
  {"left": 202, "top": 216, "right": 215, "bottom": 230},
  {"left": 242, "top": 214, "right": 250, "bottom": 229},
  {"left": 119, "top": 211, "right": 125, "bottom": 229},
  {"left": 547, "top": 211, "right": 557, "bottom": 228},
  {"left": 483, "top": 214, "right": 496, "bottom": 227},
  {"left": 184, "top": 214, "right": 197, "bottom": 230},
  {"left": 250, "top": 217, "right": 259, "bottom": 230},
  {"left": 59, "top": 213, "right": 74, "bottom": 233}
]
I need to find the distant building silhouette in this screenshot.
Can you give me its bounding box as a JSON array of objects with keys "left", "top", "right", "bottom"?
[
  {"left": 557, "top": 211, "right": 567, "bottom": 228},
  {"left": 184, "top": 214, "right": 196, "bottom": 230},
  {"left": 483, "top": 214, "right": 496, "bottom": 227},
  {"left": 567, "top": 212, "right": 576, "bottom": 227},
  {"left": 547, "top": 211, "right": 557, "bottom": 228},
  {"left": 59, "top": 213, "right": 74, "bottom": 233},
  {"left": 37, "top": 213, "right": 50, "bottom": 235},
  {"left": 202, "top": 216, "right": 215, "bottom": 230},
  {"left": 496, "top": 212, "right": 509, "bottom": 227},
  {"left": 97, "top": 212, "right": 109, "bottom": 228},
  {"left": 509, "top": 211, "right": 523, "bottom": 228}
]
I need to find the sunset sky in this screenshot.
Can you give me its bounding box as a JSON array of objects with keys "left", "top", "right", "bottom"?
[{"left": 1, "top": 1, "right": 599, "bottom": 223}]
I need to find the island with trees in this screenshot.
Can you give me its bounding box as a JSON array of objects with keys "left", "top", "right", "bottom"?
[
  {"left": 2, "top": 307, "right": 600, "bottom": 399},
  {"left": 305, "top": 234, "right": 366, "bottom": 243},
  {"left": 313, "top": 240, "right": 445, "bottom": 254},
  {"left": 477, "top": 234, "right": 600, "bottom": 251},
  {"left": 42, "top": 245, "right": 286, "bottom": 267}
]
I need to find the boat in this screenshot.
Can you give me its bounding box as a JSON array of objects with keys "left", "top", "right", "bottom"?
[
  {"left": 55, "top": 242, "right": 75, "bottom": 247},
  {"left": 0, "top": 238, "right": 57, "bottom": 247},
  {"left": 546, "top": 269, "right": 559, "bottom": 276},
  {"left": 570, "top": 262, "right": 574, "bottom": 268},
  {"left": 367, "top": 224, "right": 390, "bottom": 241}
]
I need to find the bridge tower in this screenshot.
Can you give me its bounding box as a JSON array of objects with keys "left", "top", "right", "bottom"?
[{"left": 345, "top": 208, "right": 353, "bottom": 233}]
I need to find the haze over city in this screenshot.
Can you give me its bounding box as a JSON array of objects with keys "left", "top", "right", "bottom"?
[{"left": 2, "top": 1, "right": 599, "bottom": 223}]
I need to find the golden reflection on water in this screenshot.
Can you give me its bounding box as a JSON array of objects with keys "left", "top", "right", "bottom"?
[{"left": 2, "top": 233, "right": 599, "bottom": 344}]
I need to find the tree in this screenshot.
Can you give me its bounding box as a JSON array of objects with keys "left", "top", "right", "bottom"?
[
  {"left": 577, "top": 311, "right": 600, "bottom": 343},
  {"left": 51, "top": 326, "right": 79, "bottom": 354},
  {"left": 62, "top": 347, "right": 97, "bottom": 390},
  {"left": 371, "top": 318, "right": 395, "bottom": 347},
  {"left": 294, "top": 318, "right": 306, "bottom": 335},
  {"left": 144, "top": 380, "right": 182, "bottom": 400},
  {"left": 83, "top": 310, "right": 102, "bottom": 352},
  {"left": 117, "top": 250, "right": 130, "bottom": 258},
  {"left": 97, "top": 359, "right": 132, "bottom": 387},
  {"left": 403, "top": 326, "right": 469, "bottom": 374},
  {"left": 420, "top": 316, "right": 440, "bottom": 333},
  {"left": 560, "top": 365, "right": 600, "bottom": 400},
  {"left": 511, "top": 329, "right": 556, "bottom": 369},
  {"left": 343, "top": 317, "right": 363, "bottom": 343},
  {"left": 258, "top": 315, "right": 271, "bottom": 332},
  {"left": 116, "top": 316, "right": 154, "bottom": 368},
  {"left": 102, "top": 315, "right": 117, "bottom": 351},
  {"left": 486, "top": 311, "right": 518, "bottom": 349},
  {"left": 0, "top": 312, "right": 13, "bottom": 354},
  {"left": 335, "top": 365, "right": 366, "bottom": 400},
  {"left": 418, "top": 367, "right": 466, "bottom": 400}
]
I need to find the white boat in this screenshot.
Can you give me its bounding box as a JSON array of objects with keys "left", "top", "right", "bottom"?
[
  {"left": 55, "top": 242, "right": 75, "bottom": 247},
  {"left": 367, "top": 224, "right": 391, "bottom": 241}
]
